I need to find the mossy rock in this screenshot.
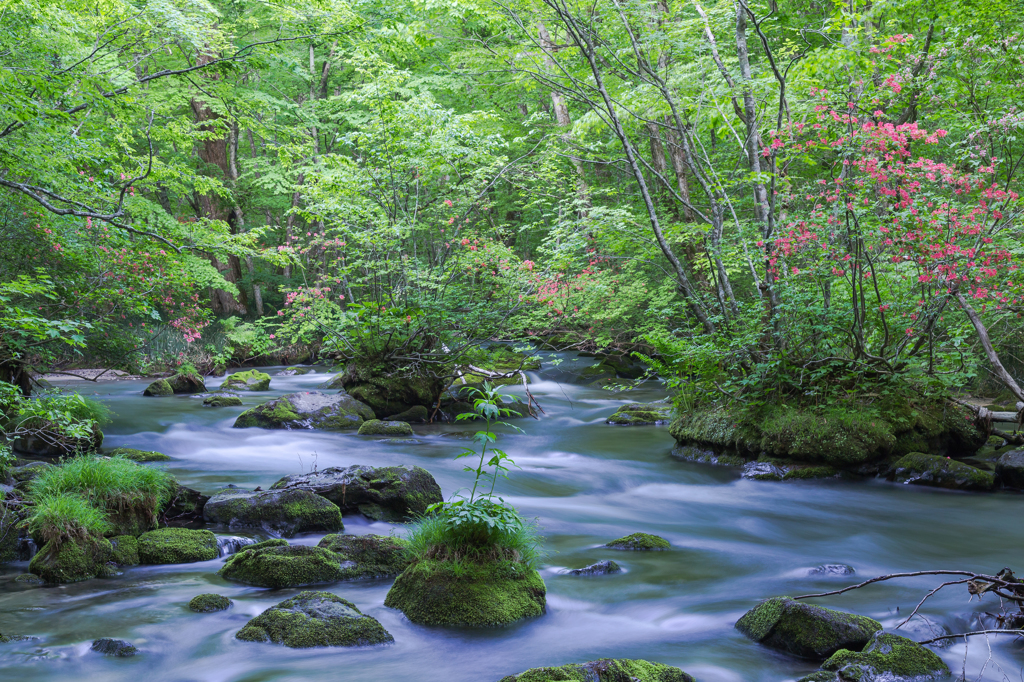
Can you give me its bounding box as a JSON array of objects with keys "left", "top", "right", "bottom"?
[
  {"left": 220, "top": 544, "right": 345, "bottom": 588},
  {"left": 783, "top": 465, "right": 841, "bottom": 480},
  {"left": 384, "top": 558, "right": 546, "bottom": 626},
  {"left": 384, "top": 405, "right": 430, "bottom": 423},
  {"left": 0, "top": 507, "right": 23, "bottom": 563},
  {"left": 735, "top": 596, "right": 882, "bottom": 660},
  {"left": 358, "top": 419, "right": 414, "bottom": 436},
  {"left": 271, "top": 465, "right": 442, "bottom": 522},
  {"left": 189, "top": 593, "right": 232, "bottom": 613},
  {"left": 13, "top": 573, "right": 45, "bottom": 585},
  {"left": 107, "top": 447, "right": 171, "bottom": 462},
  {"left": 142, "top": 378, "right": 174, "bottom": 396},
  {"left": 159, "top": 483, "right": 209, "bottom": 526},
  {"left": 222, "top": 370, "right": 271, "bottom": 392},
  {"left": 317, "top": 534, "right": 411, "bottom": 579},
  {"left": 337, "top": 359, "right": 448, "bottom": 417},
  {"left": 144, "top": 373, "right": 206, "bottom": 396},
  {"left": 670, "top": 445, "right": 747, "bottom": 467},
  {"left": 606, "top": 403, "right": 672, "bottom": 426},
  {"left": 278, "top": 367, "right": 312, "bottom": 376},
  {"left": 137, "top": 528, "right": 218, "bottom": 564},
  {"left": 203, "top": 394, "right": 243, "bottom": 407},
  {"left": 29, "top": 537, "right": 113, "bottom": 583},
  {"left": 803, "top": 632, "right": 950, "bottom": 681},
  {"left": 498, "top": 658, "right": 695, "bottom": 682},
  {"left": 566, "top": 560, "right": 621, "bottom": 577},
  {"left": 236, "top": 590, "right": 393, "bottom": 648},
  {"left": 595, "top": 355, "right": 647, "bottom": 380},
  {"left": 995, "top": 449, "right": 1024, "bottom": 489},
  {"left": 203, "top": 487, "right": 344, "bottom": 537},
  {"left": 233, "top": 391, "right": 375, "bottom": 430},
  {"left": 606, "top": 533, "right": 670, "bottom": 551},
  {"left": 109, "top": 535, "right": 140, "bottom": 566},
  {"left": 889, "top": 452, "right": 995, "bottom": 491},
  {"left": 91, "top": 638, "right": 137, "bottom": 657}
]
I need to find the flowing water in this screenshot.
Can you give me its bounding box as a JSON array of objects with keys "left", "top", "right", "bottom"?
[{"left": 2, "top": 356, "right": 1022, "bottom": 681}]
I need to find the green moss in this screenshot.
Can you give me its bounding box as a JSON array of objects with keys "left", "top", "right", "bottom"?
[
  {"left": 890, "top": 452, "right": 995, "bottom": 491},
  {"left": 203, "top": 395, "right": 243, "bottom": 407},
  {"left": 820, "top": 633, "right": 950, "bottom": 680},
  {"left": 499, "top": 659, "right": 695, "bottom": 682},
  {"left": 607, "top": 403, "right": 672, "bottom": 426},
  {"left": 220, "top": 544, "right": 344, "bottom": 588},
  {"left": 236, "top": 590, "right": 393, "bottom": 648},
  {"left": 385, "top": 405, "right": 430, "bottom": 422},
  {"left": 203, "top": 488, "right": 344, "bottom": 537},
  {"left": 137, "top": 528, "right": 218, "bottom": 564},
  {"left": 189, "top": 593, "right": 232, "bottom": 613},
  {"left": 109, "top": 535, "right": 139, "bottom": 565},
  {"left": 29, "top": 536, "right": 112, "bottom": 583},
  {"left": 783, "top": 466, "right": 840, "bottom": 480},
  {"left": 605, "top": 533, "right": 670, "bottom": 551},
  {"left": 143, "top": 379, "right": 174, "bottom": 396},
  {"left": 317, "top": 534, "right": 411, "bottom": 579},
  {"left": 735, "top": 597, "right": 882, "bottom": 660},
  {"left": 357, "top": 419, "right": 414, "bottom": 436},
  {"left": 222, "top": 370, "right": 271, "bottom": 391},
  {"left": 106, "top": 447, "right": 171, "bottom": 462},
  {"left": 384, "top": 558, "right": 546, "bottom": 626},
  {"left": 249, "top": 538, "right": 289, "bottom": 551}
]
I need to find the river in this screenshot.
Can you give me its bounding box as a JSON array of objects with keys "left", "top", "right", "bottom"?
[{"left": 2, "top": 356, "right": 1022, "bottom": 681}]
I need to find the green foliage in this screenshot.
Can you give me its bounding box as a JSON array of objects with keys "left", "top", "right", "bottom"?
[{"left": 24, "top": 494, "right": 111, "bottom": 550}]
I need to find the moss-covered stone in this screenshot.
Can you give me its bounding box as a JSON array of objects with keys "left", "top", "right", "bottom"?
[
  {"left": 203, "top": 394, "right": 243, "bottom": 407},
  {"left": 13, "top": 573, "right": 44, "bottom": 585},
  {"left": 271, "top": 465, "right": 441, "bottom": 522},
  {"left": 144, "top": 373, "right": 206, "bottom": 396},
  {"left": 337, "top": 359, "right": 448, "bottom": 417},
  {"left": 278, "top": 367, "right": 312, "bottom": 376},
  {"left": 203, "top": 487, "right": 343, "bottom": 537},
  {"left": 109, "top": 535, "right": 139, "bottom": 565},
  {"left": 889, "top": 452, "right": 995, "bottom": 491},
  {"left": 233, "top": 391, "right": 375, "bottom": 430},
  {"left": 29, "top": 537, "right": 113, "bottom": 583},
  {"left": 189, "top": 593, "right": 232, "bottom": 613},
  {"left": 606, "top": 403, "right": 672, "bottom": 426},
  {"left": 806, "top": 632, "right": 950, "bottom": 681},
  {"left": 357, "top": 419, "right": 414, "bottom": 436},
  {"left": 783, "top": 465, "right": 841, "bottom": 480},
  {"left": 317, "top": 534, "right": 411, "bottom": 579},
  {"left": 222, "top": 370, "right": 271, "bottom": 392},
  {"left": 220, "top": 543, "right": 344, "bottom": 588},
  {"left": 605, "top": 533, "right": 670, "bottom": 551},
  {"left": 566, "top": 560, "right": 621, "bottom": 576},
  {"left": 995, "top": 449, "right": 1024, "bottom": 489},
  {"left": 143, "top": 378, "right": 173, "bottom": 396},
  {"left": 137, "top": 528, "right": 218, "bottom": 564},
  {"left": 670, "top": 445, "right": 747, "bottom": 467},
  {"left": 384, "top": 559, "right": 546, "bottom": 626},
  {"left": 498, "top": 659, "right": 695, "bottom": 682},
  {"left": 236, "top": 590, "right": 393, "bottom": 648},
  {"left": 91, "top": 638, "right": 137, "bottom": 657},
  {"left": 735, "top": 596, "right": 882, "bottom": 660},
  {"left": 384, "top": 405, "right": 429, "bottom": 422},
  {"left": 106, "top": 447, "right": 171, "bottom": 462}
]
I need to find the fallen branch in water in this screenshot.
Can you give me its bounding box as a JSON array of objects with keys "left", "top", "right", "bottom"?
[{"left": 917, "top": 629, "right": 1024, "bottom": 645}]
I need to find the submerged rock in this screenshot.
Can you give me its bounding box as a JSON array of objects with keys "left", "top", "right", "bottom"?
[
  {"left": 203, "top": 394, "right": 243, "bottom": 407},
  {"left": 316, "top": 534, "right": 411, "bottom": 579},
  {"left": 808, "top": 564, "right": 855, "bottom": 577},
  {"left": 800, "top": 633, "right": 950, "bottom": 682},
  {"left": 605, "top": 533, "right": 670, "bottom": 551},
  {"left": 996, "top": 449, "right": 1024, "bottom": 489},
  {"left": 271, "top": 465, "right": 441, "bottom": 522},
  {"left": 189, "top": 593, "right": 232, "bottom": 613},
  {"left": 357, "top": 419, "right": 413, "bottom": 436},
  {"left": 606, "top": 403, "right": 672, "bottom": 425},
  {"left": 107, "top": 447, "right": 171, "bottom": 462},
  {"left": 203, "top": 487, "right": 343, "bottom": 537},
  {"left": 29, "top": 537, "right": 112, "bottom": 583},
  {"left": 222, "top": 370, "right": 271, "bottom": 392},
  {"left": 9, "top": 461, "right": 52, "bottom": 485},
  {"left": 498, "top": 659, "right": 694, "bottom": 682},
  {"left": 233, "top": 391, "right": 375, "bottom": 430},
  {"left": 137, "top": 528, "right": 219, "bottom": 564},
  {"left": 384, "top": 559, "right": 546, "bottom": 626},
  {"left": 736, "top": 596, "right": 882, "bottom": 660},
  {"left": 889, "top": 452, "right": 995, "bottom": 491},
  {"left": 220, "top": 544, "right": 345, "bottom": 588},
  {"left": 236, "top": 590, "right": 393, "bottom": 648},
  {"left": 91, "top": 638, "right": 137, "bottom": 657},
  {"left": 566, "top": 560, "right": 621, "bottom": 576}
]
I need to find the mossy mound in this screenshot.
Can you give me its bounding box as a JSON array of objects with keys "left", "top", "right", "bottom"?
[
  {"left": 736, "top": 596, "right": 882, "bottom": 660},
  {"left": 91, "top": 638, "right": 137, "bottom": 657},
  {"left": 498, "top": 659, "right": 694, "bottom": 682},
  {"left": 566, "top": 560, "right": 621, "bottom": 576},
  {"left": 106, "top": 447, "right": 171, "bottom": 462},
  {"left": 109, "top": 535, "right": 139, "bottom": 565},
  {"left": 801, "top": 632, "right": 950, "bottom": 681},
  {"left": 203, "top": 487, "right": 343, "bottom": 537},
  {"left": 357, "top": 419, "right": 414, "bottom": 436},
  {"left": 189, "top": 593, "right": 232, "bottom": 613},
  {"left": 384, "top": 559, "right": 546, "bottom": 626},
  {"left": 203, "top": 394, "right": 243, "bottom": 407},
  {"left": 137, "top": 528, "right": 218, "bottom": 564},
  {"left": 996, "top": 449, "right": 1024, "bottom": 489},
  {"left": 606, "top": 402, "right": 672, "bottom": 426},
  {"left": 222, "top": 370, "right": 271, "bottom": 392},
  {"left": 337, "top": 359, "right": 448, "bottom": 417},
  {"left": 29, "top": 537, "right": 113, "bottom": 583},
  {"left": 606, "top": 533, "right": 670, "bottom": 551},
  {"left": 317, "top": 534, "right": 411, "bottom": 579},
  {"left": 142, "top": 378, "right": 173, "bottom": 396},
  {"left": 233, "top": 391, "right": 375, "bottom": 430},
  {"left": 384, "top": 405, "right": 429, "bottom": 423},
  {"left": 219, "top": 544, "right": 344, "bottom": 588},
  {"left": 236, "top": 590, "right": 393, "bottom": 648},
  {"left": 889, "top": 452, "right": 995, "bottom": 491},
  {"left": 271, "top": 465, "right": 441, "bottom": 522},
  {"left": 144, "top": 373, "right": 206, "bottom": 396}
]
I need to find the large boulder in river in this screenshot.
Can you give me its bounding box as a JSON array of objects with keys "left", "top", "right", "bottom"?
[
  {"left": 29, "top": 536, "right": 112, "bottom": 583},
  {"left": 143, "top": 373, "right": 206, "bottom": 396},
  {"left": 220, "top": 543, "right": 345, "bottom": 588},
  {"left": 316, "top": 534, "right": 411, "bottom": 579},
  {"left": 996, "top": 449, "right": 1024, "bottom": 489},
  {"left": 232, "top": 391, "right": 374, "bottom": 430},
  {"left": 888, "top": 452, "right": 995, "bottom": 491},
  {"left": 384, "top": 558, "right": 546, "bottom": 626},
  {"left": 335, "top": 360, "right": 447, "bottom": 417},
  {"left": 236, "top": 590, "right": 393, "bottom": 648},
  {"left": 498, "top": 659, "right": 695, "bottom": 682},
  {"left": 221, "top": 370, "right": 271, "bottom": 392},
  {"left": 271, "top": 465, "right": 441, "bottom": 521},
  {"left": 138, "top": 528, "right": 219, "bottom": 564},
  {"left": 203, "top": 487, "right": 343, "bottom": 537},
  {"left": 736, "top": 596, "right": 882, "bottom": 660},
  {"left": 799, "top": 633, "right": 950, "bottom": 682}
]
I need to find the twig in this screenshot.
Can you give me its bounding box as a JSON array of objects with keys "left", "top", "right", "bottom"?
[{"left": 918, "top": 630, "right": 1024, "bottom": 645}]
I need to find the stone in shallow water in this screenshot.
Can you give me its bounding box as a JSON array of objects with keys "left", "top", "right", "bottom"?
[
  {"left": 735, "top": 596, "right": 882, "bottom": 661},
  {"left": 889, "top": 452, "right": 995, "bottom": 491},
  {"left": 106, "top": 447, "right": 171, "bottom": 462},
  {"left": 203, "top": 487, "right": 343, "bottom": 537},
  {"left": 798, "top": 632, "right": 950, "bottom": 682},
  {"left": 605, "top": 402, "right": 672, "bottom": 425},
  {"left": 232, "top": 391, "right": 375, "bottom": 430},
  {"left": 91, "top": 638, "right": 137, "bottom": 657},
  {"left": 498, "top": 658, "right": 694, "bottom": 682},
  {"left": 220, "top": 544, "right": 345, "bottom": 588},
  {"left": 605, "top": 533, "right": 670, "bottom": 551},
  {"left": 357, "top": 419, "right": 413, "bottom": 436},
  {"left": 221, "top": 370, "right": 271, "bottom": 391},
  {"left": 236, "top": 590, "right": 393, "bottom": 648},
  {"left": 808, "top": 564, "right": 855, "bottom": 576},
  {"left": 137, "top": 528, "right": 219, "bottom": 564},
  {"left": 566, "top": 560, "right": 621, "bottom": 576},
  {"left": 188, "top": 594, "right": 232, "bottom": 613},
  {"left": 203, "top": 394, "right": 243, "bottom": 407},
  {"left": 996, "top": 449, "right": 1024, "bottom": 489}
]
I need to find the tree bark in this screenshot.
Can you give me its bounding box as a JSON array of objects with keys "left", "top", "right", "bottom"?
[{"left": 957, "top": 293, "right": 1024, "bottom": 402}]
